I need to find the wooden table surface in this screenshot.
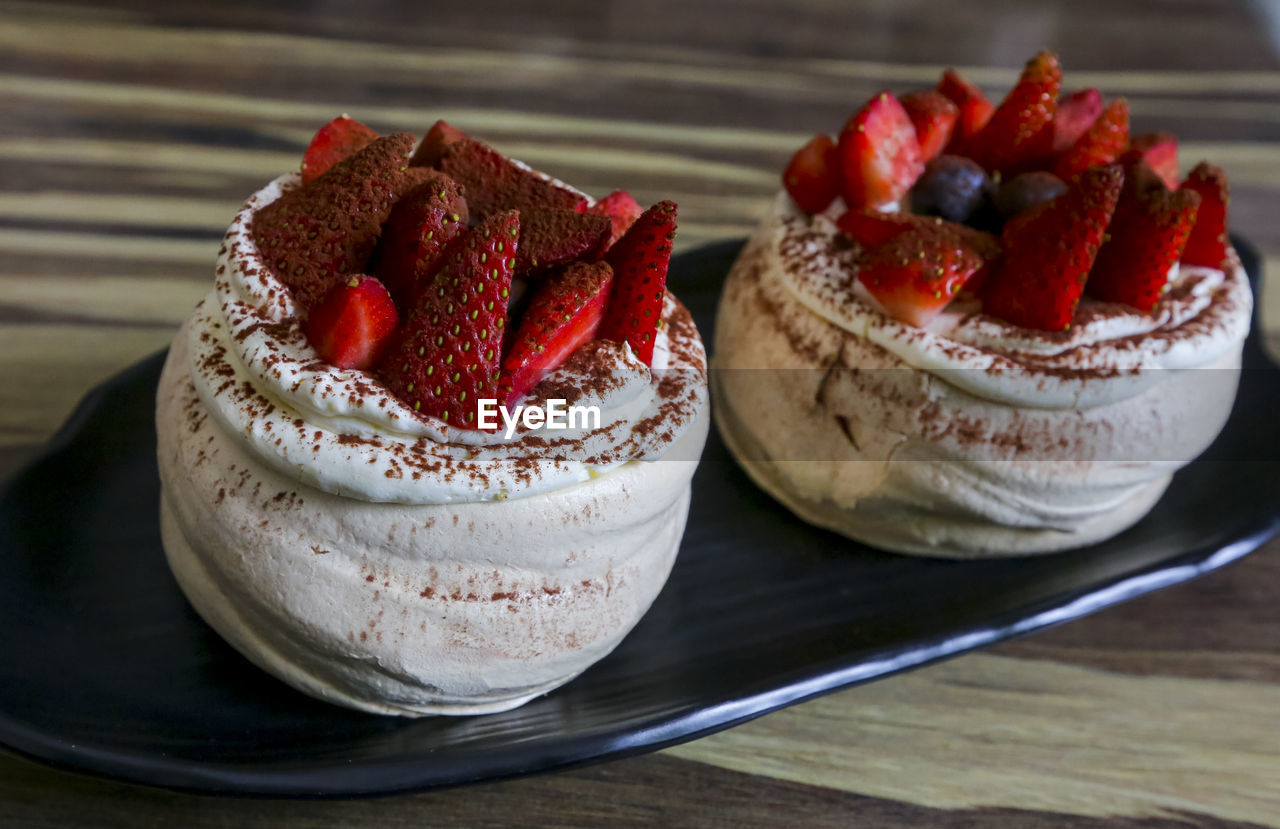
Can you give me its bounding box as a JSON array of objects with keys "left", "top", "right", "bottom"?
[{"left": 2, "top": 1, "right": 1279, "bottom": 826}]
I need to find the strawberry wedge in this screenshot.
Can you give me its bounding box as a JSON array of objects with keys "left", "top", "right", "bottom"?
[
  {"left": 587, "top": 190, "right": 644, "bottom": 251},
  {"left": 377, "top": 211, "right": 519, "bottom": 428},
  {"left": 598, "top": 201, "right": 678, "bottom": 366},
  {"left": 304, "top": 275, "right": 399, "bottom": 370},
  {"left": 982, "top": 164, "right": 1124, "bottom": 331},
  {"left": 502, "top": 261, "right": 614, "bottom": 403},
  {"left": 300, "top": 115, "right": 378, "bottom": 184},
  {"left": 838, "top": 91, "right": 925, "bottom": 209}
]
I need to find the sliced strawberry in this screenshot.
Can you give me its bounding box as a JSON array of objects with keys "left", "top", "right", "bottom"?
[
  {"left": 783, "top": 134, "right": 842, "bottom": 214},
  {"left": 300, "top": 115, "right": 379, "bottom": 185},
  {"left": 377, "top": 211, "right": 518, "bottom": 428},
  {"left": 982, "top": 164, "right": 1123, "bottom": 331},
  {"left": 409, "top": 119, "right": 469, "bottom": 168},
  {"left": 598, "top": 200, "right": 677, "bottom": 365},
  {"left": 1054, "top": 98, "right": 1129, "bottom": 182},
  {"left": 1051, "top": 88, "right": 1103, "bottom": 153},
  {"left": 836, "top": 208, "right": 923, "bottom": 247},
  {"left": 501, "top": 261, "right": 614, "bottom": 403},
  {"left": 899, "top": 91, "right": 959, "bottom": 162},
  {"left": 253, "top": 133, "right": 417, "bottom": 311},
  {"left": 964, "top": 51, "right": 1061, "bottom": 174},
  {"left": 586, "top": 190, "right": 643, "bottom": 250},
  {"left": 515, "top": 209, "right": 610, "bottom": 276},
  {"left": 1088, "top": 166, "right": 1200, "bottom": 312},
  {"left": 1179, "top": 162, "right": 1230, "bottom": 268},
  {"left": 838, "top": 92, "right": 925, "bottom": 208},
  {"left": 937, "top": 69, "right": 995, "bottom": 143},
  {"left": 857, "top": 228, "right": 985, "bottom": 328},
  {"left": 438, "top": 137, "right": 586, "bottom": 217},
  {"left": 836, "top": 207, "right": 1000, "bottom": 259},
  {"left": 304, "top": 275, "right": 399, "bottom": 370},
  {"left": 1122, "top": 133, "right": 1179, "bottom": 191},
  {"left": 371, "top": 172, "right": 469, "bottom": 311}
]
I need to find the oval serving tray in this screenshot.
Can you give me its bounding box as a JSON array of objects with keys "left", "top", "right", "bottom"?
[{"left": 0, "top": 237, "right": 1276, "bottom": 797}]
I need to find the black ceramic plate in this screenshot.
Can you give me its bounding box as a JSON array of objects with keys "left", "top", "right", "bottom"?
[{"left": 0, "top": 237, "right": 1277, "bottom": 798}]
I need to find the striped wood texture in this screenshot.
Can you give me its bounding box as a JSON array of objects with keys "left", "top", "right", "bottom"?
[{"left": 0, "top": 0, "right": 1278, "bottom": 826}]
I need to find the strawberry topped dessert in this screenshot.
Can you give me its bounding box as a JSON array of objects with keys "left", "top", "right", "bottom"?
[
  {"left": 716, "top": 51, "right": 1251, "bottom": 557},
  {"left": 155, "top": 117, "right": 708, "bottom": 715}
]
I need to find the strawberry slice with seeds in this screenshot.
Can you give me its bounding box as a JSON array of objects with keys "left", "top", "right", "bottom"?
[
  {"left": 501, "top": 261, "right": 614, "bottom": 403},
  {"left": 438, "top": 137, "right": 586, "bottom": 217},
  {"left": 598, "top": 200, "right": 678, "bottom": 366},
  {"left": 304, "top": 275, "right": 399, "bottom": 370},
  {"left": 1088, "top": 164, "right": 1200, "bottom": 312},
  {"left": 857, "top": 228, "right": 985, "bottom": 328},
  {"left": 300, "top": 115, "right": 379, "bottom": 184},
  {"left": 836, "top": 208, "right": 924, "bottom": 247},
  {"left": 1122, "top": 133, "right": 1179, "bottom": 191},
  {"left": 899, "top": 91, "right": 959, "bottom": 162},
  {"left": 515, "top": 209, "right": 611, "bottom": 276},
  {"left": 836, "top": 207, "right": 1000, "bottom": 259},
  {"left": 1054, "top": 98, "right": 1129, "bottom": 182},
  {"left": 586, "top": 190, "right": 643, "bottom": 250},
  {"left": 1051, "top": 88, "right": 1103, "bottom": 153},
  {"left": 965, "top": 51, "right": 1061, "bottom": 174},
  {"left": 838, "top": 91, "right": 925, "bottom": 208},
  {"left": 372, "top": 172, "right": 469, "bottom": 310},
  {"left": 1179, "top": 162, "right": 1230, "bottom": 268},
  {"left": 253, "top": 132, "right": 417, "bottom": 312},
  {"left": 982, "top": 164, "right": 1123, "bottom": 331},
  {"left": 409, "top": 119, "right": 469, "bottom": 168},
  {"left": 783, "top": 134, "right": 842, "bottom": 214},
  {"left": 377, "top": 211, "right": 519, "bottom": 428},
  {"left": 937, "top": 69, "right": 995, "bottom": 144}
]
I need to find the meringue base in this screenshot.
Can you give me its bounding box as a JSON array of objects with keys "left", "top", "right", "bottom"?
[
  {"left": 712, "top": 375, "right": 1171, "bottom": 558},
  {"left": 156, "top": 339, "right": 705, "bottom": 717},
  {"left": 712, "top": 218, "right": 1243, "bottom": 558}
]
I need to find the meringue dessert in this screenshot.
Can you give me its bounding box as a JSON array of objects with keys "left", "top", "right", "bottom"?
[
  {"left": 715, "top": 52, "right": 1250, "bottom": 557},
  {"left": 157, "top": 119, "right": 708, "bottom": 715}
]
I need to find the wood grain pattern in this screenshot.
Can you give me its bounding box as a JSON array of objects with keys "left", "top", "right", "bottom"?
[{"left": 1, "top": 0, "right": 1278, "bottom": 825}]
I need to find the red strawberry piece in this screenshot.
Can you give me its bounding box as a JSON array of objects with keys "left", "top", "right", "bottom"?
[
  {"left": 598, "top": 200, "right": 678, "bottom": 366},
  {"left": 304, "top": 275, "right": 399, "bottom": 370},
  {"left": 515, "top": 209, "right": 611, "bottom": 276},
  {"left": 377, "top": 211, "right": 518, "bottom": 428},
  {"left": 836, "top": 208, "right": 923, "bottom": 247},
  {"left": 1122, "top": 133, "right": 1179, "bottom": 191},
  {"left": 965, "top": 51, "right": 1061, "bottom": 174},
  {"left": 899, "top": 91, "right": 959, "bottom": 163},
  {"left": 783, "top": 134, "right": 842, "bottom": 214},
  {"left": 1179, "top": 161, "right": 1230, "bottom": 268},
  {"left": 409, "top": 119, "right": 469, "bottom": 168},
  {"left": 371, "top": 172, "right": 469, "bottom": 310},
  {"left": 253, "top": 133, "right": 417, "bottom": 312},
  {"left": 586, "top": 190, "right": 644, "bottom": 250},
  {"left": 501, "top": 261, "right": 614, "bottom": 403},
  {"left": 857, "top": 227, "right": 985, "bottom": 328},
  {"left": 300, "top": 115, "right": 379, "bottom": 185},
  {"left": 836, "top": 207, "right": 1000, "bottom": 259},
  {"left": 937, "top": 68, "right": 995, "bottom": 143},
  {"left": 438, "top": 137, "right": 586, "bottom": 217},
  {"left": 982, "top": 164, "right": 1123, "bottom": 331},
  {"left": 1088, "top": 165, "right": 1200, "bottom": 312},
  {"left": 1051, "top": 88, "right": 1103, "bottom": 153},
  {"left": 838, "top": 91, "right": 925, "bottom": 209},
  {"left": 1054, "top": 98, "right": 1129, "bottom": 182}
]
